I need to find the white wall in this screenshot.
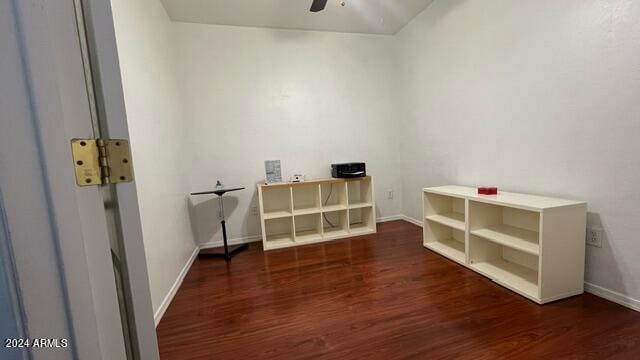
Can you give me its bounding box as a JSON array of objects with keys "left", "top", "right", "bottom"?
[
  {"left": 111, "top": 0, "right": 640, "bottom": 313},
  {"left": 173, "top": 23, "right": 403, "bottom": 246},
  {"left": 111, "top": 0, "right": 197, "bottom": 315},
  {"left": 396, "top": 0, "right": 640, "bottom": 302}
]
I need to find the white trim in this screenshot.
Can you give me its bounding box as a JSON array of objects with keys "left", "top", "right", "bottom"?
[
  {"left": 80, "top": 0, "right": 160, "bottom": 356},
  {"left": 585, "top": 282, "right": 640, "bottom": 313},
  {"left": 376, "top": 214, "right": 404, "bottom": 223},
  {"left": 199, "top": 235, "right": 263, "bottom": 250},
  {"left": 6, "top": 0, "right": 131, "bottom": 357},
  {"left": 401, "top": 215, "right": 423, "bottom": 227},
  {"left": 153, "top": 246, "right": 199, "bottom": 326}
]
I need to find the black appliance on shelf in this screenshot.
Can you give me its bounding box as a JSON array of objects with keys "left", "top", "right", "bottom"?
[{"left": 331, "top": 162, "right": 366, "bottom": 178}]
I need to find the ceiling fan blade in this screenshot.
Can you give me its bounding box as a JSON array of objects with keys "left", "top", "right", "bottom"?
[{"left": 310, "top": 0, "right": 328, "bottom": 12}]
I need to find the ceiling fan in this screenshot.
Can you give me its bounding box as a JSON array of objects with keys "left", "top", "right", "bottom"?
[{"left": 310, "top": 0, "right": 328, "bottom": 12}]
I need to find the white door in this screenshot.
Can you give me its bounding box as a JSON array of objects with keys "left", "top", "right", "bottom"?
[{"left": 0, "top": 0, "right": 158, "bottom": 359}]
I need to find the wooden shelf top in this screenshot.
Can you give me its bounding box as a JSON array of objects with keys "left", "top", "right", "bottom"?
[
  {"left": 424, "top": 185, "right": 585, "bottom": 211},
  {"left": 259, "top": 176, "right": 371, "bottom": 189}
]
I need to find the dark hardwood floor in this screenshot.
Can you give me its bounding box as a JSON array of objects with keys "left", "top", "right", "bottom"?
[{"left": 156, "top": 220, "right": 640, "bottom": 359}]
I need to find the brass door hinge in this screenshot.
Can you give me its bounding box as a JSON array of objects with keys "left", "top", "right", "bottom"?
[{"left": 71, "top": 138, "right": 134, "bottom": 186}]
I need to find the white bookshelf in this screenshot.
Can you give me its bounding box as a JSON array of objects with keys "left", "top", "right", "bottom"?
[
  {"left": 258, "top": 177, "right": 376, "bottom": 250},
  {"left": 423, "top": 185, "right": 587, "bottom": 304},
  {"left": 423, "top": 192, "right": 467, "bottom": 265}
]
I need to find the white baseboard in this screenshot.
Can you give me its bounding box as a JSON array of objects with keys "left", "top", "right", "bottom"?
[
  {"left": 401, "top": 215, "right": 423, "bottom": 227},
  {"left": 154, "top": 246, "right": 199, "bottom": 326},
  {"left": 199, "top": 234, "right": 262, "bottom": 250},
  {"left": 585, "top": 282, "right": 640, "bottom": 312},
  {"left": 377, "top": 214, "right": 404, "bottom": 222}
]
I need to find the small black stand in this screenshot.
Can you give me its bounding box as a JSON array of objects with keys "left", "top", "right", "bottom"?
[{"left": 190, "top": 187, "right": 247, "bottom": 261}]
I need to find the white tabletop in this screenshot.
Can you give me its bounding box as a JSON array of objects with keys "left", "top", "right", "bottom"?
[{"left": 423, "top": 185, "right": 586, "bottom": 211}]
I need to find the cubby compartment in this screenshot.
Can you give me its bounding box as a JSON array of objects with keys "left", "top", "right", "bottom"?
[
  {"left": 469, "top": 234, "right": 539, "bottom": 300},
  {"left": 262, "top": 187, "right": 292, "bottom": 219},
  {"left": 469, "top": 201, "right": 540, "bottom": 256},
  {"left": 264, "top": 217, "right": 294, "bottom": 248},
  {"left": 294, "top": 213, "right": 322, "bottom": 243},
  {"left": 292, "top": 184, "right": 321, "bottom": 215},
  {"left": 320, "top": 182, "right": 347, "bottom": 211},
  {"left": 259, "top": 177, "right": 376, "bottom": 250},
  {"left": 348, "top": 207, "right": 375, "bottom": 235},
  {"left": 423, "top": 222, "right": 466, "bottom": 264},
  {"left": 347, "top": 177, "right": 372, "bottom": 208},
  {"left": 322, "top": 210, "right": 348, "bottom": 238},
  {"left": 424, "top": 192, "right": 465, "bottom": 231}
]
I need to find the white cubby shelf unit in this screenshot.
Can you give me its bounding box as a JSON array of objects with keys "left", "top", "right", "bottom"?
[
  {"left": 423, "top": 185, "right": 587, "bottom": 304},
  {"left": 258, "top": 177, "right": 376, "bottom": 250}
]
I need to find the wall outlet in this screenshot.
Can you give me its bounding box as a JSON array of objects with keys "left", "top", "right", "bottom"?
[
  {"left": 251, "top": 206, "right": 259, "bottom": 216},
  {"left": 586, "top": 227, "right": 603, "bottom": 248},
  {"left": 387, "top": 189, "right": 394, "bottom": 200}
]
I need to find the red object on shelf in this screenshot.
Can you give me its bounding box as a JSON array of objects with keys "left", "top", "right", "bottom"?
[{"left": 478, "top": 186, "right": 498, "bottom": 195}]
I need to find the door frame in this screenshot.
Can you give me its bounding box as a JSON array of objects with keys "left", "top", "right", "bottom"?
[
  {"left": 2, "top": 0, "right": 158, "bottom": 358},
  {"left": 80, "top": 0, "right": 160, "bottom": 358}
]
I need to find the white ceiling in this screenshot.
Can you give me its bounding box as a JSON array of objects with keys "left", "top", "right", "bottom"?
[{"left": 160, "top": 0, "right": 434, "bottom": 35}]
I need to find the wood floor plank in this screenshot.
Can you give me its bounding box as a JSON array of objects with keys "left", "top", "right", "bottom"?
[{"left": 156, "top": 220, "right": 640, "bottom": 359}]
